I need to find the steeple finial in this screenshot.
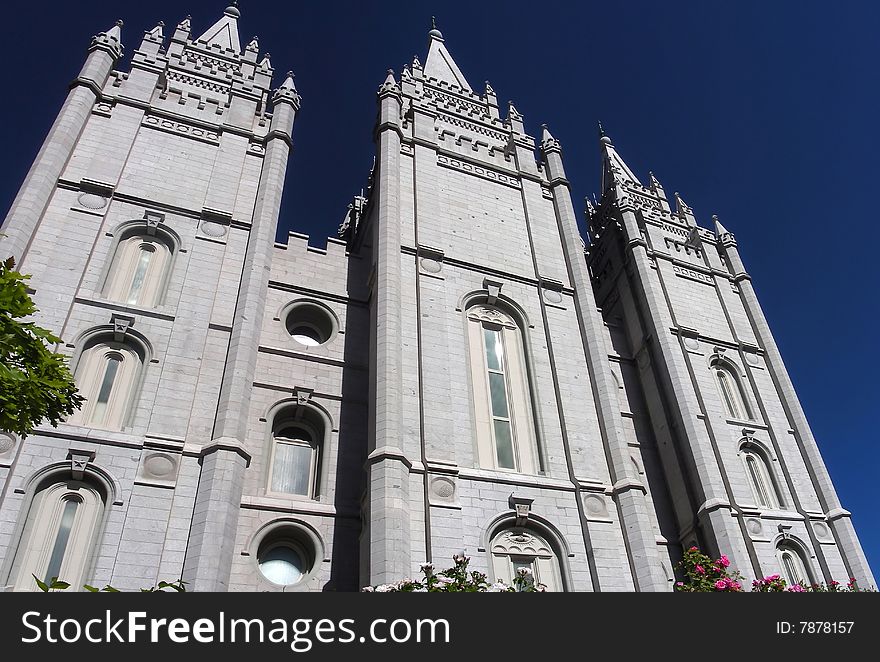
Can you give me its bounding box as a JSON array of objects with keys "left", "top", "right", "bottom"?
[
  {"left": 598, "top": 120, "right": 612, "bottom": 145},
  {"left": 225, "top": 1, "right": 241, "bottom": 18},
  {"left": 429, "top": 17, "right": 443, "bottom": 40}
]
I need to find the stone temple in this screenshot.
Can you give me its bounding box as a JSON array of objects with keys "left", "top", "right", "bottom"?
[{"left": 0, "top": 6, "right": 872, "bottom": 591}]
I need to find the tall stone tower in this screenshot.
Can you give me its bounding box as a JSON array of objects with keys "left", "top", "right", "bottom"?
[
  {"left": 0, "top": 7, "right": 872, "bottom": 592},
  {"left": 586, "top": 130, "right": 875, "bottom": 586}
]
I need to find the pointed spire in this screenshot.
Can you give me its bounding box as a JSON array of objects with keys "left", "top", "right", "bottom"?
[
  {"left": 585, "top": 195, "right": 596, "bottom": 219},
  {"left": 246, "top": 35, "right": 259, "bottom": 52},
  {"left": 273, "top": 70, "right": 301, "bottom": 108},
  {"left": 107, "top": 19, "right": 123, "bottom": 42},
  {"left": 146, "top": 21, "right": 164, "bottom": 41},
  {"left": 649, "top": 171, "right": 663, "bottom": 192},
  {"left": 173, "top": 15, "right": 192, "bottom": 42},
  {"left": 713, "top": 215, "right": 731, "bottom": 237},
  {"left": 423, "top": 22, "right": 472, "bottom": 91},
  {"left": 507, "top": 101, "right": 522, "bottom": 120},
  {"left": 90, "top": 19, "right": 124, "bottom": 58},
  {"left": 541, "top": 123, "right": 560, "bottom": 148},
  {"left": 259, "top": 53, "right": 272, "bottom": 72},
  {"left": 195, "top": 3, "right": 242, "bottom": 53},
  {"left": 379, "top": 68, "right": 399, "bottom": 95},
  {"left": 401, "top": 64, "right": 412, "bottom": 81},
  {"left": 485, "top": 80, "right": 495, "bottom": 95},
  {"left": 672, "top": 191, "right": 696, "bottom": 223},
  {"left": 280, "top": 71, "right": 296, "bottom": 91},
  {"left": 599, "top": 124, "right": 641, "bottom": 194}
]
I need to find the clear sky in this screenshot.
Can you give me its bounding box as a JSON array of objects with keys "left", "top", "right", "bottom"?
[{"left": 1, "top": 1, "right": 877, "bottom": 581}]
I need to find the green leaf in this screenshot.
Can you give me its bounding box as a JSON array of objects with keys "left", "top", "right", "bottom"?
[{"left": 32, "top": 574, "right": 49, "bottom": 592}]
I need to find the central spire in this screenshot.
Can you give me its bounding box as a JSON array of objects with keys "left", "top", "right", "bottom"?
[
  {"left": 194, "top": 2, "right": 242, "bottom": 53},
  {"left": 423, "top": 18, "right": 472, "bottom": 92}
]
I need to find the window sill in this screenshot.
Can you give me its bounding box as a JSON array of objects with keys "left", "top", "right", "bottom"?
[
  {"left": 724, "top": 417, "right": 767, "bottom": 430},
  {"left": 73, "top": 295, "right": 176, "bottom": 322}
]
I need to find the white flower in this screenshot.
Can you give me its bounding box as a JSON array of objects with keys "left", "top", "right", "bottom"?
[
  {"left": 516, "top": 567, "right": 534, "bottom": 578},
  {"left": 420, "top": 562, "right": 434, "bottom": 576},
  {"left": 435, "top": 576, "right": 453, "bottom": 585},
  {"left": 488, "top": 581, "right": 510, "bottom": 592},
  {"left": 453, "top": 553, "right": 469, "bottom": 564},
  {"left": 375, "top": 584, "right": 395, "bottom": 592},
  {"left": 361, "top": 586, "right": 374, "bottom": 592}
]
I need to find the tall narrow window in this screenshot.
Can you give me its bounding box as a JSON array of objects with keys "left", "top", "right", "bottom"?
[
  {"left": 484, "top": 328, "right": 515, "bottom": 469},
  {"left": 266, "top": 406, "right": 326, "bottom": 499},
  {"left": 103, "top": 231, "right": 173, "bottom": 308},
  {"left": 490, "top": 528, "right": 563, "bottom": 591},
  {"left": 69, "top": 339, "right": 143, "bottom": 430},
  {"left": 776, "top": 542, "right": 813, "bottom": 588},
  {"left": 711, "top": 358, "right": 754, "bottom": 421},
  {"left": 741, "top": 445, "right": 782, "bottom": 509},
  {"left": 10, "top": 479, "right": 105, "bottom": 591},
  {"left": 467, "top": 305, "right": 540, "bottom": 474},
  {"left": 269, "top": 426, "right": 317, "bottom": 496}
]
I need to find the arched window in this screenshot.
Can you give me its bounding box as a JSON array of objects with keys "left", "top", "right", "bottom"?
[
  {"left": 9, "top": 478, "right": 105, "bottom": 591},
  {"left": 490, "top": 527, "right": 563, "bottom": 592},
  {"left": 69, "top": 337, "right": 144, "bottom": 430},
  {"left": 466, "top": 304, "right": 540, "bottom": 474},
  {"left": 711, "top": 358, "right": 754, "bottom": 421},
  {"left": 103, "top": 229, "right": 174, "bottom": 308},
  {"left": 740, "top": 443, "right": 783, "bottom": 509},
  {"left": 776, "top": 541, "right": 813, "bottom": 588},
  {"left": 267, "top": 407, "right": 325, "bottom": 499}
]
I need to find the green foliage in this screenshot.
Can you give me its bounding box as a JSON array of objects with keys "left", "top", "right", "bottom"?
[
  {"left": 35, "top": 574, "right": 186, "bottom": 592},
  {"left": 0, "top": 257, "right": 83, "bottom": 437},
  {"left": 676, "top": 546, "right": 876, "bottom": 592},
  {"left": 362, "top": 554, "right": 546, "bottom": 592}
]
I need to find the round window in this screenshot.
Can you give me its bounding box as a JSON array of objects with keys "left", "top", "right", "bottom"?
[
  {"left": 258, "top": 543, "right": 306, "bottom": 585},
  {"left": 288, "top": 326, "right": 322, "bottom": 347},
  {"left": 283, "top": 302, "right": 337, "bottom": 347}
]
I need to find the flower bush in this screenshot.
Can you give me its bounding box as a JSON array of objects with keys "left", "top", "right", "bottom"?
[
  {"left": 675, "top": 547, "right": 744, "bottom": 592},
  {"left": 676, "top": 547, "right": 875, "bottom": 593},
  {"left": 362, "top": 554, "right": 546, "bottom": 592}
]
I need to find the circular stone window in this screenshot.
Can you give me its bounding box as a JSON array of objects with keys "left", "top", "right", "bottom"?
[
  {"left": 256, "top": 529, "right": 316, "bottom": 587},
  {"left": 284, "top": 301, "right": 338, "bottom": 347}
]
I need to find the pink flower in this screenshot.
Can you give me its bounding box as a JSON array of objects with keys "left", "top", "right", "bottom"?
[
  {"left": 765, "top": 574, "right": 780, "bottom": 581},
  {"left": 787, "top": 584, "right": 805, "bottom": 593},
  {"left": 689, "top": 546, "right": 698, "bottom": 552},
  {"left": 695, "top": 565, "right": 705, "bottom": 575},
  {"left": 719, "top": 555, "right": 730, "bottom": 568},
  {"left": 715, "top": 579, "right": 728, "bottom": 590}
]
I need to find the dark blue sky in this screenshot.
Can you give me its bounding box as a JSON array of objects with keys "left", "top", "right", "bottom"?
[{"left": 2, "top": 1, "right": 877, "bottom": 581}]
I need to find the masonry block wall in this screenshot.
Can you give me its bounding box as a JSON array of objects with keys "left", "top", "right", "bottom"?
[{"left": 0, "top": 8, "right": 872, "bottom": 592}]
